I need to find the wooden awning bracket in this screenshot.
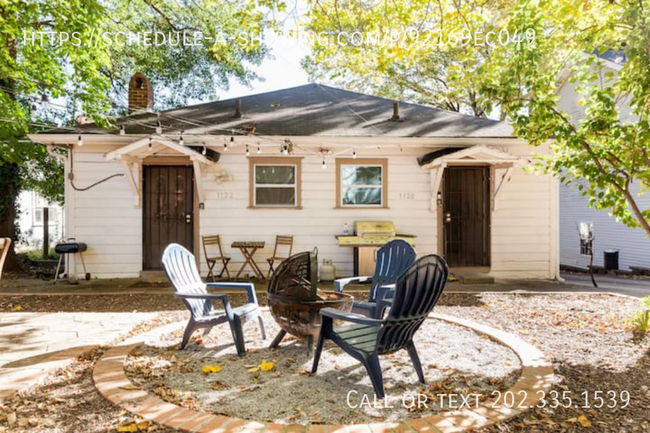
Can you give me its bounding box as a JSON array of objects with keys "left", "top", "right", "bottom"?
[{"left": 119, "top": 159, "right": 140, "bottom": 207}]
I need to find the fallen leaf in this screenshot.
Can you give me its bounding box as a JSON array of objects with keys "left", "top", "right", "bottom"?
[
  {"left": 10, "top": 305, "right": 22, "bottom": 312},
  {"left": 201, "top": 365, "right": 221, "bottom": 374},
  {"left": 578, "top": 414, "right": 592, "bottom": 427},
  {"left": 260, "top": 360, "right": 274, "bottom": 372},
  {"left": 6, "top": 413, "right": 15, "bottom": 426}
]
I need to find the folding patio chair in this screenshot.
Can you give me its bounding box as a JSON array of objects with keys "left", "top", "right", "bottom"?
[
  {"left": 266, "top": 235, "right": 294, "bottom": 278},
  {"left": 202, "top": 235, "right": 231, "bottom": 281}
]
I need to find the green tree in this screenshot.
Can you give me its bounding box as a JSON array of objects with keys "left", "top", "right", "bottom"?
[
  {"left": 0, "top": 0, "right": 283, "bottom": 270},
  {"left": 486, "top": 0, "right": 650, "bottom": 235}
]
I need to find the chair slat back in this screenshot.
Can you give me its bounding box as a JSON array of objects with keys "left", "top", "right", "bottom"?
[
  {"left": 370, "top": 239, "right": 416, "bottom": 302},
  {"left": 162, "top": 243, "right": 211, "bottom": 319},
  {"left": 377, "top": 254, "right": 448, "bottom": 354},
  {"left": 272, "top": 235, "right": 294, "bottom": 258},
  {"left": 203, "top": 235, "right": 225, "bottom": 258}
]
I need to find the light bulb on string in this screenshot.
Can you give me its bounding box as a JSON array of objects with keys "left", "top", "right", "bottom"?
[
  {"left": 156, "top": 120, "right": 162, "bottom": 134},
  {"left": 257, "top": 143, "right": 261, "bottom": 154},
  {"left": 119, "top": 125, "right": 125, "bottom": 136},
  {"left": 230, "top": 130, "right": 235, "bottom": 143},
  {"left": 322, "top": 158, "right": 327, "bottom": 169},
  {"left": 245, "top": 144, "right": 250, "bottom": 156},
  {"left": 77, "top": 135, "right": 83, "bottom": 147},
  {"left": 41, "top": 94, "right": 49, "bottom": 109},
  {"left": 283, "top": 144, "right": 288, "bottom": 155},
  {"left": 148, "top": 136, "right": 152, "bottom": 149},
  {"left": 352, "top": 147, "right": 357, "bottom": 159},
  {"left": 202, "top": 146, "right": 207, "bottom": 156},
  {"left": 179, "top": 132, "right": 184, "bottom": 146}
]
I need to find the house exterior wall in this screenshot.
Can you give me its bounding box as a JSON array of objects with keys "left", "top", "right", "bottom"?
[
  {"left": 65, "top": 140, "right": 558, "bottom": 280},
  {"left": 16, "top": 191, "right": 64, "bottom": 252},
  {"left": 557, "top": 60, "right": 650, "bottom": 271}
]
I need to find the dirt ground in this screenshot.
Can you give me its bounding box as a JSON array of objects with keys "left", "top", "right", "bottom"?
[{"left": 0, "top": 292, "right": 649, "bottom": 432}]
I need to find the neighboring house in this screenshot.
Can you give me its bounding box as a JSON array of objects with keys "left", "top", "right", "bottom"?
[
  {"left": 17, "top": 190, "right": 64, "bottom": 253},
  {"left": 29, "top": 77, "right": 560, "bottom": 280},
  {"left": 557, "top": 51, "right": 650, "bottom": 272}
]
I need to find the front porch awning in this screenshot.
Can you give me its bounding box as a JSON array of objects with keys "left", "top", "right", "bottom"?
[
  {"left": 104, "top": 136, "right": 218, "bottom": 207},
  {"left": 420, "top": 145, "right": 529, "bottom": 211}
]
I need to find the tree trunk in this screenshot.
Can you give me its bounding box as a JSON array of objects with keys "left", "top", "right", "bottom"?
[{"left": 0, "top": 163, "right": 21, "bottom": 272}]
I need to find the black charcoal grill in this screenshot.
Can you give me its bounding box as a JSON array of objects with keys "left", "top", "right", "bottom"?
[
  {"left": 267, "top": 248, "right": 353, "bottom": 350},
  {"left": 54, "top": 241, "right": 90, "bottom": 283}
]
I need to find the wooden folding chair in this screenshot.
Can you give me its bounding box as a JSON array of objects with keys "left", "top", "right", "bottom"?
[
  {"left": 266, "top": 235, "right": 294, "bottom": 278},
  {"left": 202, "top": 235, "right": 231, "bottom": 281},
  {"left": 0, "top": 238, "right": 11, "bottom": 281}
]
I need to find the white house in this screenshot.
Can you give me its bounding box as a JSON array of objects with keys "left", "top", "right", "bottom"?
[
  {"left": 29, "top": 79, "right": 560, "bottom": 280},
  {"left": 16, "top": 190, "right": 64, "bottom": 253},
  {"left": 557, "top": 51, "right": 650, "bottom": 272}
]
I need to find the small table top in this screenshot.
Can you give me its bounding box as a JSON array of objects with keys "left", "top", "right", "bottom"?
[{"left": 231, "top": 241, "right": 265, "bottom": 249}]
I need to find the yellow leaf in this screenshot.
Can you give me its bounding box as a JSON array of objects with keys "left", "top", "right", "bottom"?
[
  {"left": 260, "top": 360, "right": 274, "bottom": 372},
  {"left": 117, "top": 424, "right": 138, "bottom": 432},
  {"left": 202, "top": 365, "right": 221, "bottom": 374},
  {"left": 11, "top": 305, "right": 22, "bottom": 312},
  {"left": 578, "top": 414, "right": 592, "bottom": 427}
]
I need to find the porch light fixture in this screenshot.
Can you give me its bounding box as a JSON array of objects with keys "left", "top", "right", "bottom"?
[
  {"left": 77, "top": 134, "right": 83, "bottom": 147},
  {"left": 119, "top": 125, "right": 125, "bottom": 136}
]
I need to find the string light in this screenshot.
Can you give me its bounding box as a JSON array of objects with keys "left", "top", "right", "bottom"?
[
  {"left": 77, "top": 134, "right": 83, "bottom": 147},
  {"left": 148, "top": 136, "right": 152, "bottom": 149},
  {"left": 119, "top": 125, "right": 125, "bottom": 136},
  {"left": 257, "top": 143, "right": 261, "bottom": 154},
  {"left": 322, "top": 158, "right": 327, "bottom": 169},
  {"left": 245, "top": 144, "right": 250, "bottom": 156},
  {"left": 156, "top": 120, "right": 162, "bottom": 134},
  {"left": 352, "top": 147, "right": 357, "bottom": 159},
  {"left": 283, "top": 144, "right": 288, "bottom": 155},
  {"left": 230, "top": 130, "right": 235, "bottom": 143},
  {"left": 223, "top": 137, "right": 228, "bottom": 151},
  {"left": 41, "top": 94, "right": 49, "bottom": 109},
  {"left": 179, "top": 132, "right": 184, "bottom": 146},
  {"left": 202, "top": 145, "right": 207, "bottom": 156}
]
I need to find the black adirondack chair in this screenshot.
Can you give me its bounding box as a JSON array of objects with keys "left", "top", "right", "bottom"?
[
  {"left": 335, "top": 239, "right": 416, "bottom": 318},
  {"left": 161, "top": 243, "right": 266, "bottom": 355},
  {"left": 312, "top": 254, "right": 449, "bottom": 399}
]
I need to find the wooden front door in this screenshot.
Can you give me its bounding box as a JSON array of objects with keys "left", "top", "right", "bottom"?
[
  {"left": 143, "top": 165, "right": 194, "bottom": 270},
  {"left": 443, "top": 166, "right": 490, "bottom": 267}
]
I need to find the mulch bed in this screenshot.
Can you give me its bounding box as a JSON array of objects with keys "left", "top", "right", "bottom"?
[{"left": 0, "top": 292, "right": 649, "bottom": 431}]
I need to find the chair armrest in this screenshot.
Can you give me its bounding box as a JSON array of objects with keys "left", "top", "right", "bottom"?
[
  {"left": 319, "top": 308, "right": 383, "bottom": 326},
  {"left": 334, "top": 276, "right": 373, "bottom": 293},
  {"left": 206, "top": 282, "right": 258, "bottom": 305},
  {"left": 375, "top": 283, "right": 396, "bottom": 301},
  {"left": 175, "top": 292, "right": 235, "bottom": 319}
]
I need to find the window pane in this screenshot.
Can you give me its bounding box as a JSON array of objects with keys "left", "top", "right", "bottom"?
[
  {"left": 256, "top": 166, "right": 295, "bottom": 184},
  {"left": 256, "top": 187, "right": 296, "bottom": 206},
  {"left": 342, "top": 166, "right": 382, "bottom": 186},
  {"left": 342, "top": 187, "right": 382, "bottom": 205}
]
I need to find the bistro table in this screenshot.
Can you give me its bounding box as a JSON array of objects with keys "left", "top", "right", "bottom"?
[{"left": 231, "top": 241, "right": 266, "bottom": 280}]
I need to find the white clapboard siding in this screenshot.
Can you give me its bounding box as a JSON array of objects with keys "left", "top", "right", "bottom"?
[
  {"left": 560, "top": 182, "right": 650, "bottom": 271},
  {"left": 66, "top": 141, "right": 557, "bottom": 280},
  {"left": 68, "top": 152, "right": 143, "bottom": 278}
]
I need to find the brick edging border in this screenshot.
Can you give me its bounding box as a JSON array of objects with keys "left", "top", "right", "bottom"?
[{"left": 93, "top": 316, "right": 554, "bottom": 433}]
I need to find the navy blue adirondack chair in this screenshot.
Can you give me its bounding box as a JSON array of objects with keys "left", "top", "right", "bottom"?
[
  {"left": 335, "top": 239, "right": 416, "bottom": 318},
  {"left": 161, "top": 243, "right": 266, "bottom": 355},
  {"left": 312, "top": 254, "right": 449, "bottom": 399}
]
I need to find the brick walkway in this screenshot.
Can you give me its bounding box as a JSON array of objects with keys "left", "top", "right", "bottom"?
[
  {"left": 93, "top": 314, "right": 554, "bottom": 433},
  {"left": 0, "top": 311, "right": 156, "bottom": 404}
]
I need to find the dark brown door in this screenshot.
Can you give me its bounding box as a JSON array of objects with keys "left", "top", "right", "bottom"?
[
  {"left": 143, "top": 165, "right": 194, "bottom": 270},
  {"left": 443, "top": 166, "right": 490, "bottom": 267}
]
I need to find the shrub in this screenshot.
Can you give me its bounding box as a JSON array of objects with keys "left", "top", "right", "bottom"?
[{"left": 631, "top": 296, "right": 650, "bottom": 333}]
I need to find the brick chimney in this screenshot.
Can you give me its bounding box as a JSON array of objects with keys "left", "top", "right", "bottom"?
[{"left": 128, "top": 72, "right": 154, "bottom": 113}]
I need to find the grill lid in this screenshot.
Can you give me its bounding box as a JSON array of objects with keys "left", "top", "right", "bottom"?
[{"left": 355, "top": 221, "right": 396, "bottom": 238}]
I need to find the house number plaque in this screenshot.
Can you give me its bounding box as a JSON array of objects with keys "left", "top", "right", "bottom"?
[
  {"left": 215, "top": 191, "right": 234, "bottom": 200},
  {"left": 399, "top": 192, "right": 416, "bottom": 200}
]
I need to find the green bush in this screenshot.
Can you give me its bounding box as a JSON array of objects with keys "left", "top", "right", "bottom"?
[
  {"left": 23, "top": 249, "right": 60, "bottom": 261},
  {"left": 631, "top": 296, "right": 650, "bottom": 333}
]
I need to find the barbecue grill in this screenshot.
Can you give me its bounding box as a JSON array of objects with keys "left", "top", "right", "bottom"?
[
  {"left": 267, "top": 248, "right": 353, "bottom": 350},
  {"left": 337, "top": 221, "right": 415, "bottom": 275},
  {"left": 54, "top": 241, "right": 90, "bottom": 283}
]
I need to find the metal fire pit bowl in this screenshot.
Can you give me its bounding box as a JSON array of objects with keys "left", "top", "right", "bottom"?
[{"left": 267, "top": 248, "right": 354, "bottom": 350}]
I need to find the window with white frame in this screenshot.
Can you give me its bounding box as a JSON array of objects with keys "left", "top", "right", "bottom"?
[
  {"left": 249, "top": 157, "right": 302, "bottom": 208},
  {"left": 336, "top": 159, "right": 388, "bottom": 208}
]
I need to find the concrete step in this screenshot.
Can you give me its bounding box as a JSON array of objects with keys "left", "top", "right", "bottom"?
[
  {"left": 457, "top": 272, "right": 495, "bottom": 285},
  {"left": 139, "top": 270, "right": 167, "bottom": 283}
]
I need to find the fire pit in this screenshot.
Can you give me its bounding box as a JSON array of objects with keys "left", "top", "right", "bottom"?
[{"left": 267, "top": 248, "right": 353, "bottom": 350}]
